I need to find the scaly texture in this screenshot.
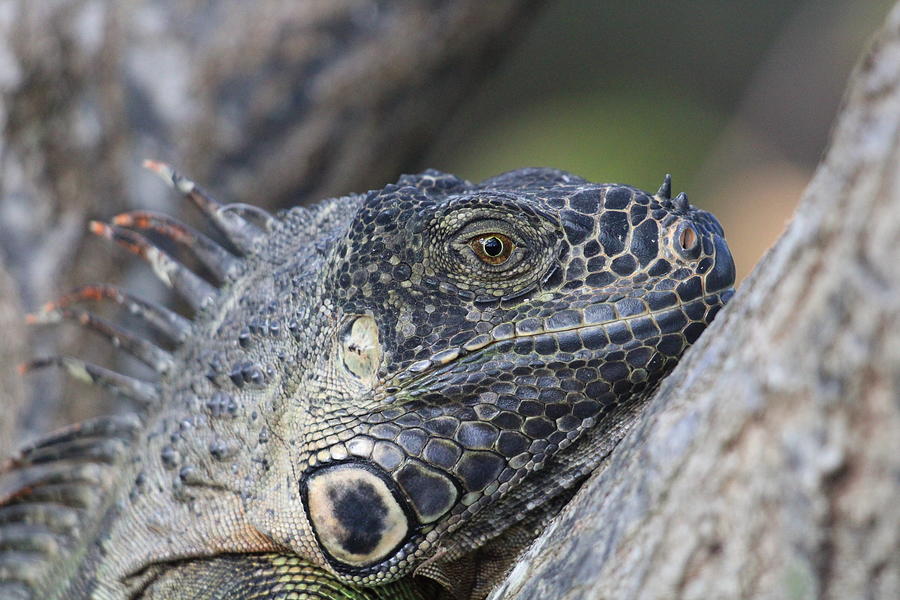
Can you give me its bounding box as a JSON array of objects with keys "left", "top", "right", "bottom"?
[
  {"left": 0, "top": 165, "right": 734, "bottom": 599},
  {"left": 143, "top": 554, "right": 434, "bottom": 599}
]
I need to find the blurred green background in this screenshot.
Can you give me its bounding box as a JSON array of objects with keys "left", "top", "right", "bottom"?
[{"left": 430, "top": 0, "right": 894, "bottom": 281}]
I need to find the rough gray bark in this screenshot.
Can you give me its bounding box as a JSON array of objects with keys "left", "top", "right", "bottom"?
[
  {"left": 0, "top": 0, "right": 539, "bottom": 439},
  {"left": 0, "top": 262, "right": 25, "bottom": 459},
  {"left": 491, "top": 5, "right": 900, "bottom": 599}
]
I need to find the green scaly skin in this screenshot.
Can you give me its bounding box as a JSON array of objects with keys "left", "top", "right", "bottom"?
[
  {"left": 143, "top": 554, "right": 433, "bottom": 599},
  {"left": 0, "top": 167, "right": 734, "bottom": 599}
]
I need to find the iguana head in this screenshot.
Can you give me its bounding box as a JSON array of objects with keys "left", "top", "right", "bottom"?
[
  {"left": 248, "top": 168, "right": 734, "bottom": 583},
  {"left": 22, "top": 165, "right": 734, "bottom": 589}
]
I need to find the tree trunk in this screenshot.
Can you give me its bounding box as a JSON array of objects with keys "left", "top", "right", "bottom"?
[
  {"left": 0, "top": 262, "right": 25, "bottom": 458},
  {"left": 490, "top": 5, "right": 900, "bottom": 599},
  {"left": 0, "top": 0, "right": 540, "bottom": 440}
]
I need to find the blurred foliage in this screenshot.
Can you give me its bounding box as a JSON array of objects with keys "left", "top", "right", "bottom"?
[
  {"left": 440, "top": 87, "right": 725, "bottom": 198},
  {"left": 431, "top": 0, "right": 896, "bottom": 280}
]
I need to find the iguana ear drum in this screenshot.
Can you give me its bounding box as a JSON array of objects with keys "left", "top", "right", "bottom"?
[
  {"left": 339, "top": 315, "right": 382, "bottom": 385},
  {"left": 303, "top": 463, "right": 410, "bottom": 568}
]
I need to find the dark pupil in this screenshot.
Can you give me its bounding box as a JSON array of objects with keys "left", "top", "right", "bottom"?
[{"left": 482, "top": 236, "right": 503, "bottom": 257}]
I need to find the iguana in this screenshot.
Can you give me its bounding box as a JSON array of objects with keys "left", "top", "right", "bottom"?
[{"left": 0, "top": 162, "right": 734, "bottom": 599}]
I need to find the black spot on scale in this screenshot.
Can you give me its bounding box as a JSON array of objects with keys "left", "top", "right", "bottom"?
[
  {"left": 328, "top": 481, "right": 388, "bottom": 555},
  {"left": 604, "top": 187, "right": 632, "bottom": 209},
  {"left": 454, "top": 450, "right": 504, "bottom": 492},
  {"left": 304, "top": 463, "right": 411, "bottom": 568},
  {"left": 569, "top": 189, "right": 601, "bottom": 214},
  {"left": 631, "top": 219, "right": 659, "bottom": 267},
  {"left": 395, "top": 461, "right": 458, "bottom": 522},
  {"left": 560, "top": 209, "right": 595, "bottom": 245},
  {"left": 599, "top": 211, "right": 629, "bottom": 256}
]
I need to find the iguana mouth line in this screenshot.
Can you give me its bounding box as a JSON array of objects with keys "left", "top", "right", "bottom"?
[{"left": 389, "top": 288, "right": 734, "bottom": 389}]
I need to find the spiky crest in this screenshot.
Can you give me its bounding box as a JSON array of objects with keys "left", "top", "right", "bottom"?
[
  {"left": 21, "top": 159, "right": 274, "bottom": 400},
  {"left": 111, "top": 211, "right": 240, "bottom": 281},
  {"left": 656, "top": 173, "right": 672, "bottom": 199},
  {"left": 4, "top": 161, "right": 278, "bottom": 596},
  {"left": 142, "top": 160, "right": 269, "bottom": 254},
  {"left": 28, "top": 284, "right": 192, "bottom": 343}
]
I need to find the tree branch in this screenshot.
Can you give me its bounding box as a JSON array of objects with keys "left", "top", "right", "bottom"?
[{"left": 492, "top": 4, "right": 900, "bottom": 599}]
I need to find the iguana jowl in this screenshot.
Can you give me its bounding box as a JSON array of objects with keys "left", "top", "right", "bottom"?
[{"left": 0, "top": 164, "right": 735, "bottom": 599}]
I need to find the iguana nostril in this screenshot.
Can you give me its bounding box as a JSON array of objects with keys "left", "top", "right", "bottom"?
[
  {"left": 679, "top": 225, "right": 698, "bottom": 253},
  {"left": 673, "top": 221, "right": 702, "bottom": 260}
]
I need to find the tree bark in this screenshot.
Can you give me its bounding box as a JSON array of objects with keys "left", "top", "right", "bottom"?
[
  {"left": 491, "top": 5, "right": 900, "bottom": 599},
  {"left": 0, "top": 0, "right": 539, "bottom": 439},
  {"left": 0, "top": 262, "right": 25, "bottom": 459}
]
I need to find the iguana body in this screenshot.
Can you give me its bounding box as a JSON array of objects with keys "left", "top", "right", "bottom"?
[{"left": 0, "top": 165, "right": 734, "bottom": 599}]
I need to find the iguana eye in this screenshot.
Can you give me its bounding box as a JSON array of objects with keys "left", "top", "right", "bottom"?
[
  {"left": 470, "top": 233, "right": 514, "bottom": 265},
  {"left": 430, "top": 202, "right": 561, "bottom": 300}
]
